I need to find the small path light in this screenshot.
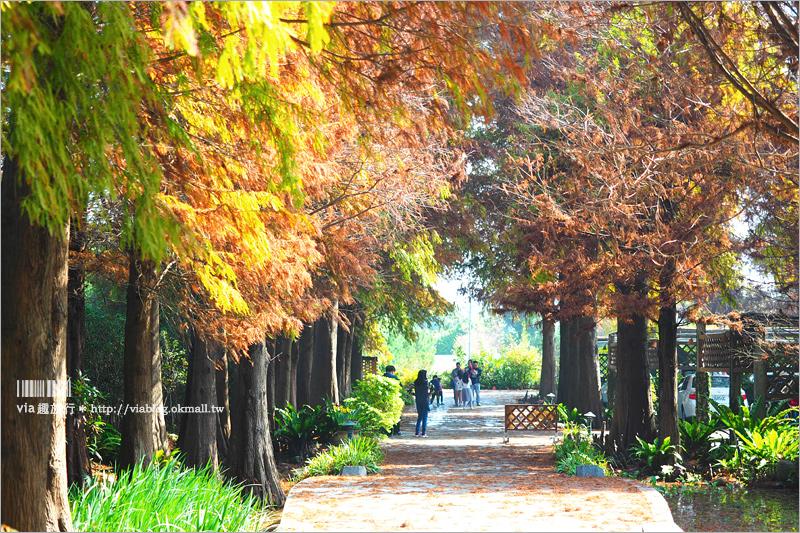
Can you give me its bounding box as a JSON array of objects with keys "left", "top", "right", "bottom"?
[
  {"left": 341, "top": 420, "right": 357, "bottom": 440},
  {"left": 547, "top": 393, "right": 556, "bottom": 404},
  {"left": 584, "top": 411, "right": 596, "bottom": 434}
]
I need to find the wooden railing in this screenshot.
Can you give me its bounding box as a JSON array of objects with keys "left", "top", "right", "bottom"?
[{"left": 503, "top": 404, "right": 558, "bottom": 443}]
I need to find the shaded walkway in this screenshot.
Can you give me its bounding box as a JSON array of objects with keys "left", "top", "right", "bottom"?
[{"left": 278, "top": 390, "right": 680, "bottom": 531}]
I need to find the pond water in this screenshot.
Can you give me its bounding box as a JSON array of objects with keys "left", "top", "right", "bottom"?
[{"left": 665, "top": 486, "right": 799, "bottom": 532}]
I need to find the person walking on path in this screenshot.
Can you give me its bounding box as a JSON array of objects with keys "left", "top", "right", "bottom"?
[
  {"left": 470, "top": 361, "right": 482, "bottom": 406},
  {"left": 413, "top": 370, "right": 430, "bottom": 437},
  {"left": 383, "top": 365, "right": 402, "bottom": 436},
  {"left": 450, "top": 362, "right": 462, "bottom": 406},
  {"left": 454, "top": 369, "right": 464, "bottom": 407},
  {"left": 430, "top": 375, "right": 443, "bottom": 407},
  {"left": 461, "top": 371, "right": 474, "bottom": 409}
]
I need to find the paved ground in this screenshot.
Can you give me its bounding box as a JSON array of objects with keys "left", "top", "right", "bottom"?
[{"left": 278, "top": 390, "right": 681, "bottom": 532}]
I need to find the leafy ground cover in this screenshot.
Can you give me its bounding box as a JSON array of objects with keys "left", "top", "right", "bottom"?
[{"left": 70, "top": 458, "right": 275, "bottom": 532}]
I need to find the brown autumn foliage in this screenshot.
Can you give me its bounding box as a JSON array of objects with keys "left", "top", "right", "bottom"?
[
  {"left": 75, "top": 2, "right": 546, "bottom": 355},
  {"left": 468, "top": 2, "right": 797, "bottom": 325}
]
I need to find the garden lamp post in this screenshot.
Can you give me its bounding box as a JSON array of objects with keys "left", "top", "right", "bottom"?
[
  {"left": 341, "top": 420, "right": 357, "bottom": 440},
  {"left": 584, "top": 411, "right": 596, "bottom": 435},
  {"left": 547, "top": 393, "right": 556, "bottom": 405}
]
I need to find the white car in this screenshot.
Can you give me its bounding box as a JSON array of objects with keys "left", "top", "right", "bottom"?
[{"left": 677, "top": 373, "right": 748, "bottom": 421}]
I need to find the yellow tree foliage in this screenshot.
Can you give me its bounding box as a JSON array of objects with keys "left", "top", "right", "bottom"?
[{"left": 129, "top": 1, "right": 539, "bottom": 351}]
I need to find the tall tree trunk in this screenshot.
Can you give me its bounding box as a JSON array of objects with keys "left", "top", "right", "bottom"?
[
  {"left": 577, "top": 315, "right": 602, "bottom": 427},
  {"left": 275, "top": 336, "right": 293, "bottom": 410},
  {"left": 177, "top": 341, "right": 194, "bottom": 447},
  {"left": 695, "top": 323, "right": 710, "bottom": 423},
  {"left": 337, "top": 308, "right": 356, "bottom": 399},
  {"left": 336, "top": 323, "right": 348, "bottom": 398},
  {"left": 610, "top": 280, "right": 656, "bottom": 449},
  {"left": 216, "top": 349, "right": 231, "bottom": 458},
  {"left": 266, "top": 338, "right": 277, "bottom": 418},
  {"left": 151, "top": 297, "right": 167, "bottom": 455},
  {"left": 1, "top": 158, "right": 73, "bottom": 531},
  {"left": 539, "top": 318, "right": 557, "bottom": 400},
  {"left": 179, "top": 331, "right": 221, "bottom": 470},
  {"left": 607, "top": 367, "right": 617, "bottom": 410},
  {"left": 351, "top": 323, "right": 364, "bottom": 387},
  {"left": 557, "top": 318, "right": 573, "bottom": 405},
  {"left": 289, "top": 339, "right": 299, "bottom": 409},
  {"left": 119, "top": 247, "right": 165, "bottom": 470},
  {"left": 566, "top": 317, "right": 582, "bottom": 410},
  {"left": 310, "top": 303, "right": 339, "bottom": 407},
  {"left": 225, "top": 342, "right": 286, "bottom": 505},
  {"left": 657, "top": 265, "right": 680, "bottom": 449},
  {"left": 341, "top": 325, "right": 354, "bottom": 398},
  {"left": 296, "top": 322, "right": 314, "bottom": 407},
  {"left": 66, "top": 216, "right": 91, "bottom": 488}
]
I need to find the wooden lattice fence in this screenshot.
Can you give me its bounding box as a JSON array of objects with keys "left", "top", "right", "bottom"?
[
  {"left": 362, "top": 356, "right": 378, "bottom": 376},
  {"left": 697, "top": 332, "right": 752, "bottom": 372},
  {"left": 504, "top": 404, "right": 558, "bottom": 431}
]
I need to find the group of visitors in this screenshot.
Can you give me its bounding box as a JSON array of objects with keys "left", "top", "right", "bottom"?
[
  {"left": 383, "top": 359, "right": 483, "bottom": 439},
  {"left": 449, "top": 360, "right": 482, "bottom": 409}
]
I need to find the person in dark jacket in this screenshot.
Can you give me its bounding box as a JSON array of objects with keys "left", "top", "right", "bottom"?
[
  {"left": 429, "top": 375, "right": 443, "bottom": 407},
  {"left": 470, "top": 361, "right": 482, "bottom": 406},
  {"left": 413, "top": 370, "right": 430, "bottom": 437}
]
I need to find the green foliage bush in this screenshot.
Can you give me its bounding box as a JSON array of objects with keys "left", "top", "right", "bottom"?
[
  {"left": 70, "top": 458, "right": 273, "bottom": 531},
  {"left": 554, "top": 422, "right": 609, "bottom": 476},
  {"left": 557, "top": 404, "right": 588, "bottom": 426},
  {"left": 274, "top": 404, "right": 335, "bottom": 459},
  {"left": 471, "top": 343, "right": 541, "bottom": 390},
  {"left": 344, "top": 374, "right": 403, "bottom": 435},
  {"left": 631, "top": 436, "right": 681, "bottom": 475},
  {"left": 87, "top": 422, "right": 122, "bottom": 465},
  {"left": 294, "top": 437, "right": 384, "bottom": 480},
  {"left": 736, "top": 426, "right": 799, "bottom": 482},
  {"left": 678, "top": 417, "right": 717, "bottom": 463},
  {"left": 707, "top": 399, "right": 799, "bottom": 484}
]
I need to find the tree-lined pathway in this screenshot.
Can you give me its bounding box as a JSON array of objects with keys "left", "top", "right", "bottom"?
[{"left": 278, "top": 390, "right": 680, "bottom": 531}]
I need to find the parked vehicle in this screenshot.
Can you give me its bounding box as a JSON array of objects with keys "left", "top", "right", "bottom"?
[{"left": 677, "top": 373, "right": 748, "bottom": 421}]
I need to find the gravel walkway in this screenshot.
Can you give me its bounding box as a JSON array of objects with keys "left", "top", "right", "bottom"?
[{"left": 278, "top": 390, "right": 681, "bottom": 532}]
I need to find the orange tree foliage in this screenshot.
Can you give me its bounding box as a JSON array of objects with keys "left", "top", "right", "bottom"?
[{"left": 115, "top": 2, "right": 543, "bottom": 352}]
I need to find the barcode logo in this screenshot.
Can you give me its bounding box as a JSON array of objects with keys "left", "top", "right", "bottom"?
[{"left": 16, "top": 380, "right": 71, "bottom": 398}]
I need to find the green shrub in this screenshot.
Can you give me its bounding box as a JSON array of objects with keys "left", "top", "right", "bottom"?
[
  {"left": 711, "top": 395, "right": 796, "bottom": 435},
  {"left": 70, "top": 458, "right": 273, "bottom": 531},
  {"left": 554, "top": 422, "right": 608, "bottom": 476},
  {"left": 274, "top": 404, "right": 335, "bottom": 459},
  {"left": 344, "top": 374, "right": 403, "bottom": 435},
  {"left": 734, "top": 426, "right": 799, "bottom": 483},
  {"left": 631, "top": 436, "right": 681, "bottom": 476},
  {"left": 556, "top": 404, "right": 587, "bottom": 426},
  {"left": 294, "top": 437, "right": 384, "bottom": 480},
  {"left": 679, "top": 417, "right": 717, "bottom": 462},
  {"left": 71, "top": 371, "right": 121, "bottom": 464},
  {"left": 472, "top": 344, "right": 540, "bottom": 390},
  {"left": 399, "top": 386, "right": 415, "bottom": 406},
  {"left": 87, "top": 421, "right": 122, "bottom": 464}
]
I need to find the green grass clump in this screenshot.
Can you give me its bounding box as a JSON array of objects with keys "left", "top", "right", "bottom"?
[
  {"left": 554, "top": 422, "right": 609, "bottom": 476},
  {"left": 70, "top": 457, "right": 275, "bottom": 532},
  {"left": 295, "top": 437, "right": 384, "bottom": 480}
]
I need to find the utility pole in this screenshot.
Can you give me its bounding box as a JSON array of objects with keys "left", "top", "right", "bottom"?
[{"left": 468, "top": 296, "right": 472, "bottom": 359}]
